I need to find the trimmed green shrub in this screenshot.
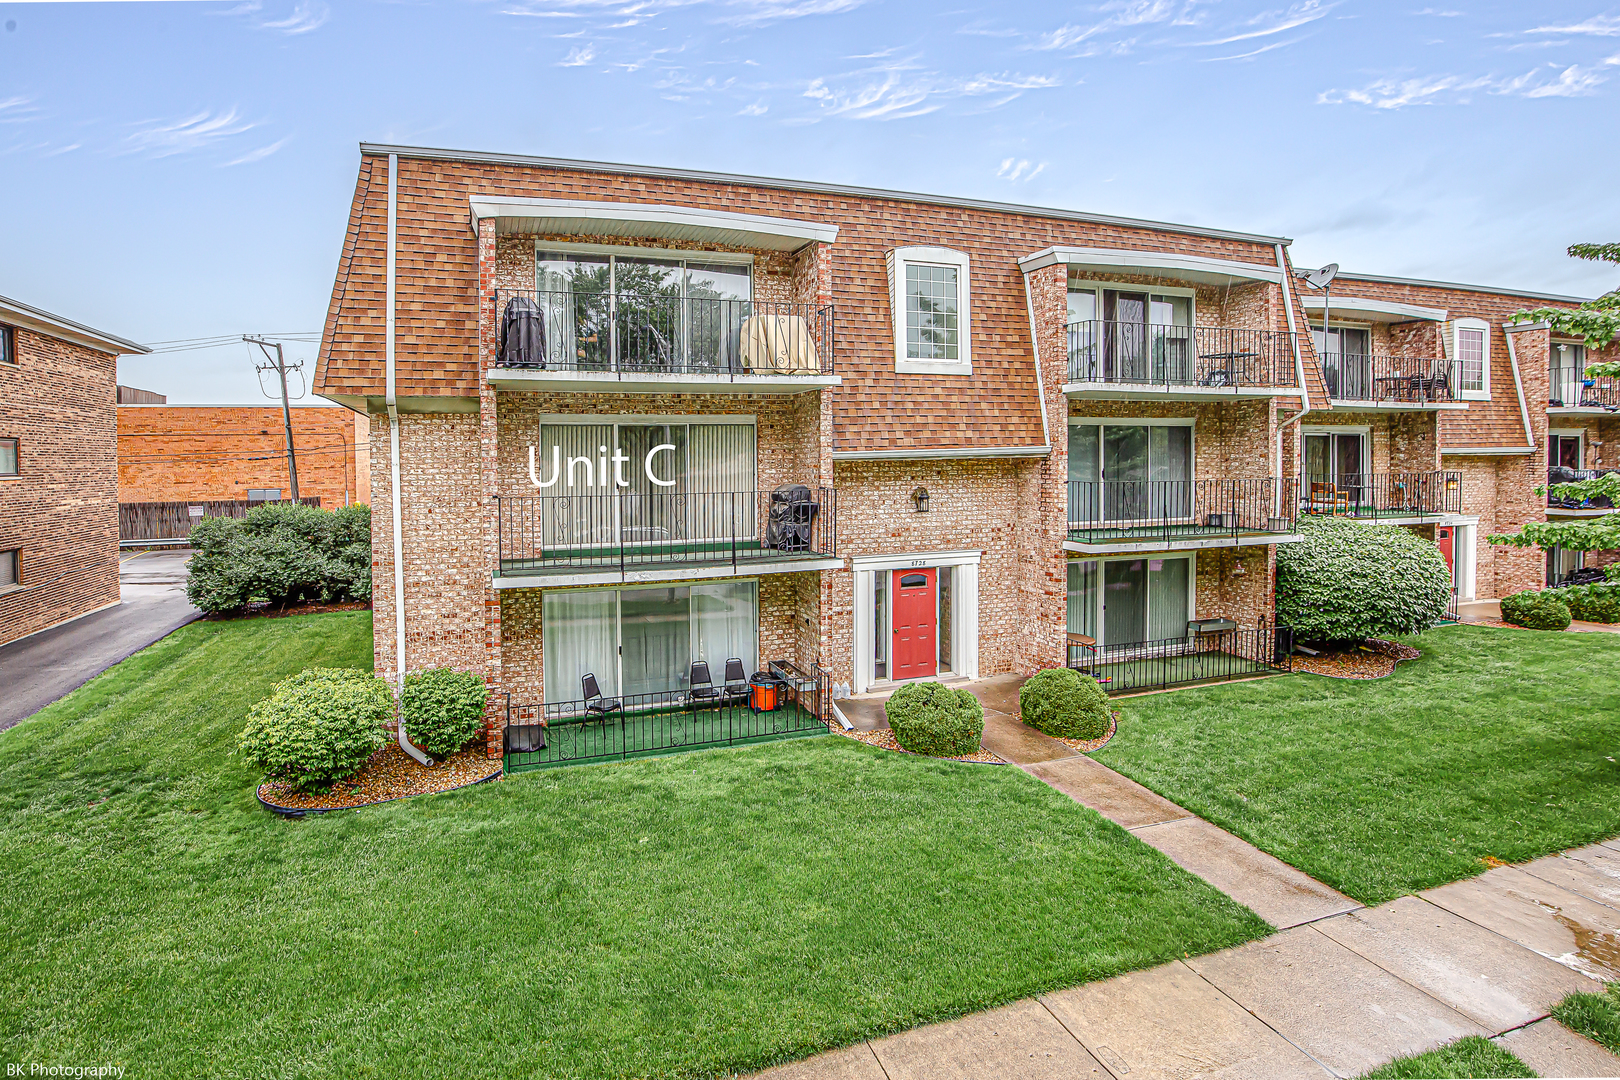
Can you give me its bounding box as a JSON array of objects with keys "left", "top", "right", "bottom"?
[
  {"left": 884, "top": 681, "right": 984, "bottom": 758},
  {"left": 400, "top": 668, "right": 489, "bottom": 760},
  {"left": 1562, "top": 583, "right": 1620, "bottom": 624},
  {"left": 1500, "top": 590, "right": 1572, "bottom": 631},
  {"left": 1276, "top": 517, "right": 1453, "bottom": 643},
  {"left": 238, "top": 667, "right": 394, "bottom": 792},
  {"left": 187, "top": 502, "right": 372, "bottom": 615},
  {"left": 1607, "top": 563, "right": 1620, "bottom": 583},
  {"left": 1019, "top": 667, "right": 1111, "bottom": 740}
]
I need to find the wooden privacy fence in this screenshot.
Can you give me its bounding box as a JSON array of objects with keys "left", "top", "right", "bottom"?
[{"left": 119, "top": 498, "right": 321, "bottom": 546}]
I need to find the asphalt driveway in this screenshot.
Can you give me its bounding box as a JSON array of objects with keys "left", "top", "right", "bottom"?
[{"left": 0, "top": 550, "right": 202, "bottom": 732}]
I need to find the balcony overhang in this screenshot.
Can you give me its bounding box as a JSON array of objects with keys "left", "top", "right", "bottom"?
[
  {"left": 1301, "top": 296, "right": 1447, "bottom": 323},
  {"left": 468, "top": 195, "right": 838, "bottom": 252},
  {"left": 1545, "top": 507, "right": 1614, "bottom": 519},
  {"left": 1064, "top": 533, "right": 1302, "bottom": 555},
  {"left": 1020, "top": 246, "right": 1284, "bottom": 286},
  {"left": 1063, "top": 382, "right": 1302, "bottom": 401},
  {"left": 494, "top": 557, "right": 844, "bottom": 589},
  {"left": 1327, "top": 398, "right": 1470, "bottom": 412},
  {"left": 488, "top": 367, "right": 841, "bottom": 396},
  {"left": 1548, "top": 405, "right": 1620, "bottom": 419}
]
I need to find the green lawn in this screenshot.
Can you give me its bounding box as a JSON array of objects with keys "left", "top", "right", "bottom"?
[
  {"left": 1094, "top": 623, "right": 1620, "bottom": 905},
  {"left": 1359, "top": 1036, "right": 1534, "bottom": 1079},
  {"left": 0, "top": 612, "right": 1267, "bottom": 1080},
  {"left": 1553, "top": 982, "right": 1620, "bottom": 1055}
]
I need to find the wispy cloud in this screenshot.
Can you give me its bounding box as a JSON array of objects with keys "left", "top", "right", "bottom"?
[
  {"left": 1412, "top": 6, "right": 1461, "bottom": 15},
  {"left": 123, "top": 108, "right": 256, "bottom": 158},
  {"left": 559, "top": 44, "right": 597, "bottom": 65},
  {"left": 1034, "top": 0, "right": 1192, "bottom": 53},
  {"left": 804, "top": 64, "right": 1059, "bottom": 120},
  {"left": 738, "top": 100, "right": 768, "bottom": 115},
  {"left": 499, "top": 0, "right": 859, "bottom": 29},
  {"left": 1192, "top": 0, "right": 1333, "bottom": 46},
  {"left": 222, "top": 136, "right": 291, "bottom": 166},
  {"left": 1524, "top": 14, "right": 1620, "bottom": 36},
  {"left": 1320, "top": 62, "right": 1609, "bottom": 107},
  {"left": 720, "top": 0, "right": 862, "bottom": 26},
  {"left": 996, "top": 158, "right": 1046, "bottom": 182},
  {"left": 1201, "top": 37, "right": 1296, "bottom": 61},
  {"left": 0, "top": 95, "right": 41, "bottom": 124},
  {"left": 258, "top": 1, "right": 329, "bottom": 34}
]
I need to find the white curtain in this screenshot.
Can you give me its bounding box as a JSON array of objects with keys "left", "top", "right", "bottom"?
[
  {"left": 1147, "top": 558, "right": 1190, "bottom": 641},
  {"left": 1067, "top": 560, "right": 1098, "bottom": 639},
  {"left": 544, "top": 588, "right": 620, "bottom": 701},
  {"left": 539, "top": 423, "right": 614, "bottom": 549},
  {"left": 687, "top": 424, "right": 758, "bottom": 542},
  {"left": 689, "top": 581, "right": 758, "bottom": 679},
  {"left": 620, "top": 586, "right": 691, "bottom": 697}
]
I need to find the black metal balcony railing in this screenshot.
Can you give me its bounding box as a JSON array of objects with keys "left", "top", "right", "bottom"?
[
  {"left": 1066, "top": 626, "right": 1293, "bottom": 695},
  {"left": 496, "top": 487, "right": 836, "bottom": 575},
  {"left": 1547, "top": 467, "right": 1617, "bottom": 509},
  {"left": 1066, "top": 478, "right": 1299, "bottom": 544},
  {"left": 502, "top": 661, "right": 831, "bottom": 771},
  {"left": 1549, "top": 372, "right": 1620, "bottom": 410},
  {"left": 1300, "top": 471, "right": 1462, "bottom": 519},
  {"left": 1320, "top": 353, "right": 1461, "bottom": 404},
  {"left": 493, "top": 289, "right": 835, "bottom": 378},
  {"left": 1065, "top": 320, "right": 1300, "bottom": 390}
]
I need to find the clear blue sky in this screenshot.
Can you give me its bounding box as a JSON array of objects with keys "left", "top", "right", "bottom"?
[{"left": 4, "top": 0, "right": 1617, "bottom": 402}]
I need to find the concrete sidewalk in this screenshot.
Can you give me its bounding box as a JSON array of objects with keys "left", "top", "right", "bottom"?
[
  {"left": 755, "top": 675, "right": 1620, "bottom": 1079},
  {"left": 0, "top": 550, "right": 201, "bottom": 731}
]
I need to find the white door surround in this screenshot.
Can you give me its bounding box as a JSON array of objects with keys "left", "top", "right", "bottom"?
[{"left": 850, "top": 550, "right": 981, "bottom": 695}]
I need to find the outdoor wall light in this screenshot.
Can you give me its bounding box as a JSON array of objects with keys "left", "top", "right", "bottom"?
[{"left": 912, "top": 487, "right": 930, "bottom": 513}]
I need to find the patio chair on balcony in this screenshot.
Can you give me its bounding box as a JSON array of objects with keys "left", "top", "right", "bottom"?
[
  {"left": 687, "top": 661, "right": 723, "bottom": 710},
  {"left": 721, "top": 658, "right": 750, "bottom": 706},
  {"left": 582, "top": 673, "right": 622, "bottom": 719},
  {"left": 1307, "top": 482, "right": 1350, "bottom": 515}
]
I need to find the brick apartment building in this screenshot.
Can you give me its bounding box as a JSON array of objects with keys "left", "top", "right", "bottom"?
[
  {"left": 117, "top": 401, "right": 370, "bottom": 507},
  {"left": 0, "top": 294, "right": 149, "bottom": 648}
]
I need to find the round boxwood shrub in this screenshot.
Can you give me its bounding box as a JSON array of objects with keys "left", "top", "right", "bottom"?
[
  {"left": 1019, "top": 667, "right": 1111, "bottom": 740},
  {"left": 1276, "top": 517, "right": 1453, "bottom": 644},
  {"left": 884, "top": 681, "right": 984, "bottom": 758},
  {"left": 238, "top": 668, "right": 394, "bottom": 792},
  {"left": 1500, "top": 589, "right": 1573, "bottom": 631},
  {"left": 1561, "top": 583, "right": 1620, "bottom": 624},
  {"left": 400, "top": 667, "right": 489, "bottom": 760}
]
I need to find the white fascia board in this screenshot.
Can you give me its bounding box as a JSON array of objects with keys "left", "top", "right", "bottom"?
[
  {"left": 1440, "top": 446, "right": 1538, "bottom": 455},
  {"left": 468, "top": 195, "right": 838, "bottom": 248},
  {"left": 493, "top": 558, "right": 843, "bottom": 589},
  {"left": 831, "top": 445, "right": 1050, "bottom": 461},
  {"left": 1063, "top": 533, "right": 1302, "bottom": 555},
  {"left": 1300, "top": 296, "right": 1447, "bottom": 323},
  {"left": 0, "top": 294, "right": 150, "bottom": 355},
  {"left": 1503, "top": 321, "right": 1553, "bottom": 333},
  {"left": 1017, "top": 246, "right": 1284, "bottom": 285}
]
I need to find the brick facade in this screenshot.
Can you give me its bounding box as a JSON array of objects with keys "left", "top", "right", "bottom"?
[
  {"left": 117, "top": 405, "right": 369, "bottom": 506},
  {"left": 0, "top": 321, "right": 130, "bottom": 647}
]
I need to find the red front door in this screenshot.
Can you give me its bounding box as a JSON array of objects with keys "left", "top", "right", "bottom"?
[
  {"left": 1437, "top": 527, "right": 1455, "bottom": 577},
  {"left": 892, "top": 568, "right": 938, "bottom": 681}
]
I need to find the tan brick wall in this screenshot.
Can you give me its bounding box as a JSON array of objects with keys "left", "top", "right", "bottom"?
[
  {"left": 0, "top": 327, "right": 122, "bottom": 647},
  {"left": 117, "top": 405, "right": 367, "bottom": 505}
]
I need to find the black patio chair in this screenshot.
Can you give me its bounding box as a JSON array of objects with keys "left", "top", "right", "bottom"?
[
  {"left": 581, "top": 673, "right": 622, "bottom": 718},
  {"left": 687, "top": 660, "right": 723, "bottom": 710},
  {"left": 721, "top": 658, "right": 749, "bottom": 706}
]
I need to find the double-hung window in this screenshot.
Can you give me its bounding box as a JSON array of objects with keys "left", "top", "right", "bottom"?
[
  {"left": 889, "top": 247, "right": 971, "bottom": 375},
  {"left": 0, "top": 325, "right": 13, "bottom": 365},
  {"left": 1454, "top": 319, "right": 1490, "bottom": 399},
  {"left": 0, "top": 438, "right": 16, "bottom": 476}
]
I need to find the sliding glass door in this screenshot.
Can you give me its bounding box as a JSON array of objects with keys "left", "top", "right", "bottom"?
[
  {"left": 1304, "top": 432, "right": 1367, "bottom": 508},
  {"left": 1312, "top": 325, "right": 1371, "bottom": 399},
  {"left": 1069, "top": 423, "right": 1193, "bottom": 524},
  {"left": 1068, "top": 557, "right": 1192, "bottom": 647},
  {"left": 542, "top": 581, "right": 758, "bottom": 703}
]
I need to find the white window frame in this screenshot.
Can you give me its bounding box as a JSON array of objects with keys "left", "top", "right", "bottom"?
[
  {"left": 1302, "top": 424, "right": 1372, "bottom": 477},
  {"left": 1066, "top": 552, "right": 1199, "bottom": 646},
  {"left": 1066, "top": 417, "right": 1198, "bottom": 482},
  {"left": 1065, "top": 279, "right": 1198, "bottom": 325},
  {"left": 1548, "top": 427, "right": 1586, "bottom": 469},
  {"left": 1452, "top": 318, "right": 1491, "bottom": 401},
  {"left": 888, "top": 246, "right": 972, "bottom": 376},
  {"left": 850, "top": 550, "right": 981, "bottom": 694}
]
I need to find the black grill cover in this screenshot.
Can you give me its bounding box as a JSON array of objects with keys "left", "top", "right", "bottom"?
[
  {"left": 500, "top": 296, "right": 547, "bottom": 368},
  {"left": 765, "top": 484, "right": 819, "bottom": 552}
]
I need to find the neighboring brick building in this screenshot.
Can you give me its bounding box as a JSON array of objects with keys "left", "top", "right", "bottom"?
[
  {"left": 0, "top": 294, "right": 149, "bottom": 648},
  {"left": 117, "top": 403, "right": 370, "bottom": 507}
]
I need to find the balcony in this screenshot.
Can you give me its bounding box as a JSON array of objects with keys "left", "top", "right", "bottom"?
[
  {"left": 1067, "top": 626, "right": 1293, "bottom": 695},
  {"left": 489, "top": 289, "right": 839, "bottom": 396},
  {"left": 494, "top": 486, "right": 840, "bottom": 586},
  {"left": 1549, "top": 374, "right": 1620, "bottom": 416},
  {"left": 1320, "top": 353, "right": 1465, "bottom": 409},
  {"left": 1065, "top": 478, "right": 1301, "bottom": 553},
  {"left": 1546, "top": 467, "right": 1617, "bottom": 517},
  {"left": 1063, "top": 321, "right": 1301, "bottom": 400},
  {"left": 1300, "top": 471, "right": 1462, "bottom": 523}
]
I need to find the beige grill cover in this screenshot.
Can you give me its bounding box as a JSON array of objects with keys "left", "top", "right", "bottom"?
[{"left": 739, "top": 315, "right": 818, "bottom": 373}]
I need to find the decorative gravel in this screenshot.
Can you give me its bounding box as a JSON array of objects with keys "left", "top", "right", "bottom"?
[
  {"left": 257, "top": 742, "right": 501, "bottom": 813},
  {"left": 1052, "top": 711, "right": 1119, "bottom": 754},
  {"left": 1292, "top": 638, "right": 1421, "bottom": 680},
  {"left": 839, "top": 726, "right": 1006, "bottom": 764}
]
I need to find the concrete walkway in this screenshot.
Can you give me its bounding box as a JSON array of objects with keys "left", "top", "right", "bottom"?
[
  {"left": 757, "top": 676, "right": 1620, "bottom": 1079},
  {"left": 0, "top": 550, "right": 201, "bottom": 731}
]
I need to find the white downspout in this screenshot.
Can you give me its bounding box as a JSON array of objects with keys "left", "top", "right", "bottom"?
[
  {"left": 1273, "top": 243, "right": 1312, "bottom": 482},
  {"left": 1502, "top": 327, "right": 1539, "bottom": 452},
  {"left": 385, "top": 151, "right": 430, "bottom": 766}
]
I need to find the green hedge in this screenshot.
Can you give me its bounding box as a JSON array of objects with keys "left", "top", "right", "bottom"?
[
  {"left": 187, "top": 503, "right": 371, "bottom": 615},
  {"left": 1500, "top": 590, "right": 1572, "bottom": 631},
  {"left": 1560, "top": 582, "right": 1620, "bottom": 624},
  {"left": 884, "top": 682, "right": 984, "bottom": 758},
  {"left": 400, "top": 668, "right": 489, "bottom": 760},
  {"left": 1276, "top": 517, "right": 1453, "bottom": 643},
  {"left": 237, "top": 668, "right": 394, "bottom": 792},
  {"left": 1019, "top": 667, "right": 1111, "bottom": 740}
]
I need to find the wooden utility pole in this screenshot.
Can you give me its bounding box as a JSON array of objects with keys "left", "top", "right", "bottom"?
[{"left": 244, "top": 335, "right": 301, "bottom": 502}]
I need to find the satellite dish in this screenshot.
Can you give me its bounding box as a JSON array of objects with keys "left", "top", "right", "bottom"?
[{"left": 1303, "top": 263, "right": 1339, "bottom": 290}]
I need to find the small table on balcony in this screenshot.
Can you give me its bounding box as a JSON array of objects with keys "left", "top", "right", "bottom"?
[
  {"left": 1198, "top": 350, "right": 1259, "bottom": 388},
  {"left": 1067, "top": 633, "right": 1110, "bottom": 684}
]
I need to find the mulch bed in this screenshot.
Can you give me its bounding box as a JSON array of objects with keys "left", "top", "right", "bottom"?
[
  {"left": 211, "top": 601, "right": 372, "bottom": 621},
  {"left": 1052, "top": 711, "right": 1118, "bottom": 754},
  {"left": 1292, "top": 638, "right": 1421, "bottom": 680},
  {"left": 257, "top": 742, "right": 501, "bottom": 814},
  {"left": 839, "top": 727, "right": 1006, "bottom": 764}
]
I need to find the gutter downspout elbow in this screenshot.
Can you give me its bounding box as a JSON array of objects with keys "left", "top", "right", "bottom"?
[{"left": 385, "top": 151, "right": 430, "bottom": 766}]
